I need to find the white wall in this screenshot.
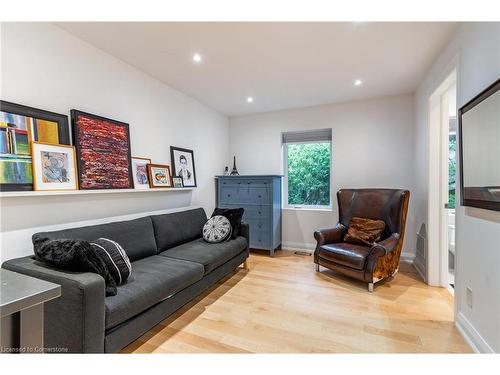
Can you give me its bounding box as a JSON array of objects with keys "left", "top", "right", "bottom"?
[
  {"left": 229, "top": 94, "right": 416, "bottom": 257},
  {"left": 414, "top": 22, "right": 500, "bottom": 352},
  {"left": 0, "top": 23, "right": 229, "bottom": 261}
]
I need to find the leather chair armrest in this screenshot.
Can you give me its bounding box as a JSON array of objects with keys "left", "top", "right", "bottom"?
[
  {"left": 314, "top": 223, "right": 347, "bottom": 246},
  {"left": 370, "top": 233, "right": 400, "bottom": 257}
]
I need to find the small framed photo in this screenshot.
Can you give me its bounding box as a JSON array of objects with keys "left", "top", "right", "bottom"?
[
  {"left": 170, "top": 146, "right": 197, "bottom": 187},
  {"left": 147, "top": 164, "right": 172, "bottom": 188},
  {"left": 131, "top": 157, "right": 152, "bottom": 190},
  {"left": 172, "top": 177, "right": 184, "bottom": 188},
  {"left": 31, "top": 142, "right": 78, "bottom": 191}
]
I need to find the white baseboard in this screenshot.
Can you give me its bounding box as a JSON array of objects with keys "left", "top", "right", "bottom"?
[
  {"left": 455, "top": 312, "right": 495, "bottom": 353},
  {"left": 400, "top": 253, "right": 415, "bottom": 264},
  {"left": 281, "top": 241, "right": 315, "bottom": 252}
]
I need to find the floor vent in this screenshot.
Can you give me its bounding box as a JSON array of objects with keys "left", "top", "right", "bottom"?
[{"left": 294, "top": 251, "right": 312, "bottom": 256}]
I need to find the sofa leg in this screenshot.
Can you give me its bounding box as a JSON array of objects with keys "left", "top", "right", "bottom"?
[
  {"left": 242, "top": 260, "right": 248, "bottom": 270},
  {"left": 368, "top": 283, "right": 374, "bottom": 292},
  {"left": 315, "top": 263, "right": 320, "bottom": 272}
]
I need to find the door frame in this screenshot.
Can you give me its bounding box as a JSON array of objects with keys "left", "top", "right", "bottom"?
[{"left": 427, "top": 65, "right": 457, "bottom": 287}]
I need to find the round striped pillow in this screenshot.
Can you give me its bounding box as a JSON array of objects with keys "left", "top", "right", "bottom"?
[
  {"left": 203, "top": 215, "right": 232, "bottom": 243},
  {"left": 90, "top": 238, "right": 132, "bottom": 285}
]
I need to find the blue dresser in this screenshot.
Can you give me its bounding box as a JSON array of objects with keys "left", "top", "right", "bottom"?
[{"left": 216, "top": 175, "right": 282, "bottom": 256}]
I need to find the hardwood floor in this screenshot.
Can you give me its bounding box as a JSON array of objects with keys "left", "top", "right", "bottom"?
[{"left": 121, "top": 250, "right": 471, "bottom": 353}]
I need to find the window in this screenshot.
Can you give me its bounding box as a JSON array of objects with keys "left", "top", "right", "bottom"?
[{"left": 282, "top": 129, "right": 332, "bottom": 209}]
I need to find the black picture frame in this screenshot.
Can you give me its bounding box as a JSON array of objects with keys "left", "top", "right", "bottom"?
[
  {"left": 458, "top": 78, "right": 500, "bottom": 212},
  {"left": 170, "top": 146, "right": 197, "bottom": 187},
  {"left": 71, "top": 109, "right": 134, "bottom": 190},
  {"left": 0, "top": 100, "right": 70, "bottom": 191}
]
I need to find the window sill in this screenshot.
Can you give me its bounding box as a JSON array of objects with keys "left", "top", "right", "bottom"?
[{"left": 283, "top": 206, "right": 333, "bottom": 212}]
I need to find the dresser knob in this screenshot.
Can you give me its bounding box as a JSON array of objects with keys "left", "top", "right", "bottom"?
[
  {"left": 258, "top": 195, "right": 262, "bottom": 198},
  {"left": 227, "top": 194, "right": 231, "bottom": 197}
]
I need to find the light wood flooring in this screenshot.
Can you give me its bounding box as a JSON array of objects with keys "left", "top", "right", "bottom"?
[{"left": 121, "top": 249, "right": 471, "bottom": 353}]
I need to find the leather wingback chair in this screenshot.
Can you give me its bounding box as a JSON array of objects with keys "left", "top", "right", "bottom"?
[{"left": 314, "top": 189, "right": 410, "bottom": 292}]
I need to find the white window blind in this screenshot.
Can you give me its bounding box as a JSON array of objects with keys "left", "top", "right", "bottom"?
[{"left": 282, "top": 128, "right": 332, "bottom": 144}]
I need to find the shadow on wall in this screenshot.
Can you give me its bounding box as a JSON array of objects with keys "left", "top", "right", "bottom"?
[{"left": 464, "top": 207, "right": 500, "bottom": 224}]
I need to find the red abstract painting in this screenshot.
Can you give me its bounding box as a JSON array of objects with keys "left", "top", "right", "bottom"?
[{"left": 72, "top": 111, "right": 133, "bottom": 189}]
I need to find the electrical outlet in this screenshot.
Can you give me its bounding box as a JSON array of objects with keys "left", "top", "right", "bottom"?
[{"left": 466, "top": 287, "right": 473, "bottom": 309}]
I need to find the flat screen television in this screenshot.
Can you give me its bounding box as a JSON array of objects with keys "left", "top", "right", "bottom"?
[{"left": 459, "top": 78, "right": 500, "bottom": 211}]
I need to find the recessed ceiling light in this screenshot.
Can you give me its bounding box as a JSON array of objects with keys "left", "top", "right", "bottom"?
[
  {"left": 247, "top": 97, "right": 254, "bottom": 103},
  {"left": 192, "top": 53, "right": 202, "bottom": 63},
  {"left": 354, "top": 79, "right": 363, "bottom": 86}
]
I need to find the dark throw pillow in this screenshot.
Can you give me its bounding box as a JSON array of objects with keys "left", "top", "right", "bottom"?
[
  {"left": 90, "top": 238, "right": 131, "bottom": 285},
  {"left": 211, "top": 207, "right": 244, "bottom": 239},
  {"left": 32, "top": 235, "right": 117, "bottom": 296},
  {"left": 343, "top": 217, "right": 386, "bottom": 247},
  {"left": 203, "top": 215, "right": 232, "bottom": 243}
]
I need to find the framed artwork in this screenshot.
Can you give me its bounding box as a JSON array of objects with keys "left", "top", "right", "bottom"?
[
  {"left": 147, "top": 164, "right": 172, "bottom": 188},
  {"left": 31, "top": 142, "right": 78, "bottom": 191},
  {"left": 170, "top": 146, "right": 197, "bottom": 187},
  {"left": 71, "top": 110, "right": 133, "bottom": 190},
  {"left": 0, "top": 100, "right": 70, "bottom": 191},
  {"left": 131, "top": 157, "right": 151, "bottom": 190},
  {"left": 172, "top": 177, "right": 184, "bottom": 188}
]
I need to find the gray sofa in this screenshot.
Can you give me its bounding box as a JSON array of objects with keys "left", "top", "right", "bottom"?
[{"left": 1, "top": 208, "right": 249, "bottom": 353}]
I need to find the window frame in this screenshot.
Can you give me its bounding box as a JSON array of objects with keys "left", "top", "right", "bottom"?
[{"left": 282, "top": 139, "right": 333, "bottom": 210}]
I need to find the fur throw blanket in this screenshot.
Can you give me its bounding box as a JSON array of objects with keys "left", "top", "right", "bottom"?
[{"left": 33, "top": 235, "right": 117, "bottom": 296}]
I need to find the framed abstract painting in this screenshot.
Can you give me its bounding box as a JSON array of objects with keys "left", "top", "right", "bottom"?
[
  {"left": 71, "top": 110, "right": 133, "bottom": 190},
  {"left": 0, "top": 100, "right": 70, "bottom": 191},
  {"left": 31, "top": 142, "right": 78, "bottom": 191},
  {"left": 131, "top": 157, "right": 151, "bottom": 190}
]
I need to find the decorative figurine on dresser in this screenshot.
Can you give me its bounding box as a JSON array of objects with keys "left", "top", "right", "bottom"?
[{"left": 216, "top": 175, "right": 282, "bottom": 256}]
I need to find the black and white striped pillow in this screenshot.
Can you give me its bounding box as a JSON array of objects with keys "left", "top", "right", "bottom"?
[{"left": 90, "top": 238, "right": 131, "bottom": 285}]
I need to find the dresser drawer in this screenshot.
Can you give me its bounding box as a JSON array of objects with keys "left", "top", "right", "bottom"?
[
  {"left": 243, "top": 217, "right": 270, "bottom": 233},
  {"left": 249, "top": 229, "right": 271, "bottom": 249},
  {"left": 219, "top": 178, "right": 271, "bottom": 188},
  {"left": 218, "top": 203, "right": 270, "bottom": 220},
  {"left": 219, "top": 186, "right": 272, "bottom": 204}
]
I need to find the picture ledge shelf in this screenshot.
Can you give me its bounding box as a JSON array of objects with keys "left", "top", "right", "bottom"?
[{"left": 0, "top": 187, "right": 194, "bottom": 198}]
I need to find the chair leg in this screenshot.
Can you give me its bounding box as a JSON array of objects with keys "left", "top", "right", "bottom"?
[
  {"left": 368, "top": 283, "right": 374, "bottom": 292},
  {"left": 315, "top": 263, "right": 320, "bottom": 272}
]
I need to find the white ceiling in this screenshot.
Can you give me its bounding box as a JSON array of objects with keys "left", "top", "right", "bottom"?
[{"left": 56, "top": 22, "right": 458, "bottom": 117}]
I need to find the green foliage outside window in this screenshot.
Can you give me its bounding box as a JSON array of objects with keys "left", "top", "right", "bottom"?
[
  {"left": 449, "top": 134, "right": 457, "bottom": 209},
  {"left": 287, "top": 142, "right": 331, "bottom": 206}
]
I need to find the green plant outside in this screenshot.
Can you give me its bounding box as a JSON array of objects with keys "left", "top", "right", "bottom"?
[
  {"left": 287, "top": 142, "right": 331, "bottom": 206},
  {"left": 449, "top": 134, "right": 456, "bottom": 209}
]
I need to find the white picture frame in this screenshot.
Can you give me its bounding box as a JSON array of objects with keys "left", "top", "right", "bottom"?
[
  {"left": 131, "top": 157, "right": 151, "bottom": 190},
  {"left": 31, "top": 141, "right": 78, "bottom": 191}
]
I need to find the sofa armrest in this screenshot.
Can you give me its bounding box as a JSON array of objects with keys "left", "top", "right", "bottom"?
[
  {"left": 370, "top": 233, "right": 400, "bottom": 257},
  {"left": 2, "top": 256, "right": 105, "bottom": 353},
  {"left": 314, "top": 223, "right": 347, "bottom": 247},
  {"left": 240, "top": 222, "right": 250, "bottom": 250}
]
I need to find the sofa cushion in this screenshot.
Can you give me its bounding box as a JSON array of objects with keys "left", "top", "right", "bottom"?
[
  {"left": 104, "top": 256, "right": 204, "bottom": 330},
  {"left": 159, "top": 237, "right": 247, "bottom": 274},
  {"left": 151, "top": 208, "right": 207, "bottom": 251},
  {"left": 318, "top": 242, "right": 371, "bottom": 270},
  {"left": 34, "top": 216, "right": 157, "bottom": 262},
  {"left": 211, "top": 207, "right": 244, "bottom": 239}
]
